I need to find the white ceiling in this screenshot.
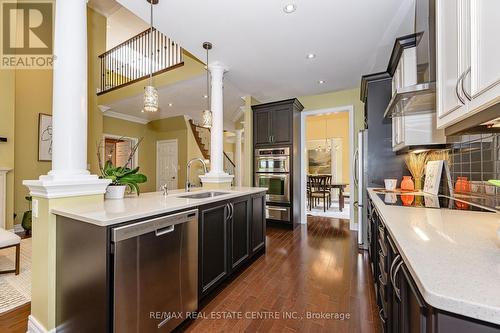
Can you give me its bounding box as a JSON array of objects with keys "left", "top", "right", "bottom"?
[
  {"left": 104, "top": 75, "right": 245, "bottom": 129},
  {"left": 116, "top": 0, "right": 416, "bottom": 102}
]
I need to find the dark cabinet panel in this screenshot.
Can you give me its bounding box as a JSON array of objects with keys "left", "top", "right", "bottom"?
[
  {"left": 254, "top": 110, "right": 271, "bottom": 145},
  {"left": 199, "top": 202, "right": 229, "bottom": 297},
  {"left": 251, "top": 194, "right": 266, "bottom": 253},
  {"left": 271, "top": 106, "right": 292, "bottom": 144},
  {"left": 230, "top": 197, "right": 250, "bottom": 270},
  {"left": 369, "top": 196, "right": 500, "bottom": 333}
]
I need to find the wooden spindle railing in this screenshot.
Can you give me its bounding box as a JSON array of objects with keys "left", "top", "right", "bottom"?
[{"left": 97, "top": 28, "right": 184, "bottom": 95}]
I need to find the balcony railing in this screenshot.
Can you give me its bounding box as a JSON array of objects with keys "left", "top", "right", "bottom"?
[{"left": 97, "top": 28, "right": 183, "bottom": 95}]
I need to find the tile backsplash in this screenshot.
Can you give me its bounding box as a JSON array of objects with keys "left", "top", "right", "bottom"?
[{"left": 448, "top": 133, "right": 499, "bottom": 196}]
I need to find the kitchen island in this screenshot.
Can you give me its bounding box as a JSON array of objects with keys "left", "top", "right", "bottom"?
[
  {"left": 367, "top": 188, "right": 500, "bottom": 332},
  {"left": 52, "top": 187, "right": 266, "bottom": 332}
]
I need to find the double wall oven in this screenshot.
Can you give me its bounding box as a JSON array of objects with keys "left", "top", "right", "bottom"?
[{"left": 254, "top": 147, "right": 291, "bottom": 223}]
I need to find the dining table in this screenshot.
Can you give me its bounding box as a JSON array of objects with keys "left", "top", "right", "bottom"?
[{"left": 307, "top": 174, "right": 349, "bottom": 211}]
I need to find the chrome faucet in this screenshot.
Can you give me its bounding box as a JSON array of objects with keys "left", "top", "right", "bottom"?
[{"left": 186, "top": 158, "right": 208, "bottom": 192}]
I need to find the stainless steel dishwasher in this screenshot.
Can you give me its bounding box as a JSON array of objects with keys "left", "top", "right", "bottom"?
[{"left": 111, "top": 209, "right": 198, "bottom": 332}]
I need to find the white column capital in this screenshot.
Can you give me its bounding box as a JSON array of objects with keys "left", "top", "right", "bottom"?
[{"left": 208, "top": 61, "right": 229, "bottom": 75}]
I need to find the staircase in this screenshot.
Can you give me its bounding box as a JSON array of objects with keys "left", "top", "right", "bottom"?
[{"left": 188, "top": 119, "right": 235, "bottom": 177}]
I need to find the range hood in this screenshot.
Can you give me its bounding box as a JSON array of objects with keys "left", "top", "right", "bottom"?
[{"left": 384, "top": 0, "right": 436, "bottom": 119}]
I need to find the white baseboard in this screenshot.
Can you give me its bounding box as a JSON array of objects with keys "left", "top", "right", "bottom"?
[{"left": 27, "top": 315, "right": 55, "bottom": 333}]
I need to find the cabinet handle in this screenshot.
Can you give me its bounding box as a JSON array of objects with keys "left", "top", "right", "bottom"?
[
  {"left": 389, "top": 255, "right": 401, "bottom": 289},
  {"left": 393, "top": 261, "right": 405, "bottom": 301},
  {"left": 461, "top": 67, "right": 472, "bottom": 101},
  {"left": 378, "top": 308, "right": 386, "bottom": 324},
  {"left": 230, "top": 203, "right": 234, "bottom": 220},
  {"left": 225, "top": 204, "right": 231, "bottom": 221},
  {"left": 456, "top": 71, "right": 467, "bottom": 105}
]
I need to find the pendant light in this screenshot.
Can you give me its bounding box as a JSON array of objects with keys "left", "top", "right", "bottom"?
[
  {"left": 143, "top": 0, "right": 159, "bottom": 112},
  {"left": 316, "top": 119, "right": 331, "bottom": 152},
  {"left": 201, "top": 42, "right": 213, "bottom": 128}
]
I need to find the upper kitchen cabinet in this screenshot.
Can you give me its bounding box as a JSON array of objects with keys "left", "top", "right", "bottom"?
[
  {"left": 384, "top": 32, "right": 446, "bottom": 152},
  {"left": 252, "top": 99, "right": 304, "bottom": 147},
  {"left": 437, "top": 0, "right": 500, "bottom": 130}
]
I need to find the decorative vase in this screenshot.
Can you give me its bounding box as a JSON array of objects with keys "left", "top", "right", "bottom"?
[
  {"left": 414, "top": 177, "right": 423, "bottom": 190},
  {"left": 21, "top": 210, "right": 32, "bottom": 235},
  {"left": 401, "top": 194, "right": 414, "bottom": 206},
  {"left": 105, "top": 185, "right": 127, "bottom": 199},
  {"left": 455, "top": 177, "right": 471, "bottom": 193},
  {"left": 401, "top": 176, "right": 415, "bottom": 191}
]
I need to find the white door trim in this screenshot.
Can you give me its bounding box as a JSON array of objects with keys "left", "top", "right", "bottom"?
[
  {"left": 101, "top": 133, "right": 139, "bottom": 168},
  {"left": 156, "top": 139, "right": 178, "bottom": 190},
  {"left": 300, "top": 105, "right": 356, "bottom": 230}
]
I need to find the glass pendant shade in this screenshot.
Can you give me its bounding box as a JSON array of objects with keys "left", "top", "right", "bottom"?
[
  {"left": 202, "top": 109, "right": 212, "bottom": 128},
  {"left": 143, "top": 85, "right": 159, "bottom": 112}
]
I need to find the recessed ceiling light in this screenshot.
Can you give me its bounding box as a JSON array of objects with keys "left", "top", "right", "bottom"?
[
  {"left": 306, "top": 53, "right": 316, "bottom": 59},
  {"left": 283, "top": 4, "right": 296, "bottom": 13},
  {"left": 318, "top": 80, "right": 326, "bottom": 84},
  {"left": 168, "top": 103, "right": 173, "bottom": 107},
  {"left": 203, "top": 94, "right": 208, "bottom": 99}
]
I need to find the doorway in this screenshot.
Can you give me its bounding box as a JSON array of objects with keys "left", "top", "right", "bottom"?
[
  {"left": 156, "top": 139, "right": 178, "bottom": 190},
  {"left": 102, "top": 134, "right": 139, "bottom": 169},
  {"left": 300, "top": 106, "right": 356, "bottom": 230}
]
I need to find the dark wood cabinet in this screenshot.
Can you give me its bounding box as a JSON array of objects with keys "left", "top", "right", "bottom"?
[
  {"left": 198, "top": 192, "right": 266, "bottom": 300},
  {"left": 252, "top": 99, "right": 302, "bottom": 147},
  {"left": 250, "top": 194, "right": 266, "bottom": 254},
  {"left": 367, "top": 193, "right": 500, "bottom": 333},
  {"left": 270, "top": 106, "right": 292, "bottom": 144},
  {"left": 254, "top": 110, "right": 272, "bottom": 145},
  {"left": 229, "top": 197, "right": 250, "bottom": 270},
  {"left": 199, "top": 201, "right": 229, "bottom": 297}
]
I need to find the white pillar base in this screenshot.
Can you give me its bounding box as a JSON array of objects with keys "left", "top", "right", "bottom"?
[
  {"left": 199, "top": 173, "right": 234, "bottom": 189},
  {"left": 23, "top": 175, "right": 110, "bottom": 199}
]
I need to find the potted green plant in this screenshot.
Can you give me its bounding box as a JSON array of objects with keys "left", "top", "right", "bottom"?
[
  {"left": 22, "top": 196, "right": 32, "bottom": 235},
  {"left": 101, "top": 161, "right": 147, "bottom": 199},
  {"left": 98, "top": 138, "right": 147, "bottom": 200}
]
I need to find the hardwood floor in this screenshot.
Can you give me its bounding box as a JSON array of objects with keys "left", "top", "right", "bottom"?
[
  {"left": 0, "top": 216, "right": 380, "bottom": 333},
  {"left": 0, "top": 303, "right": 30, "bottom": 333},
  {"left": 184, "top": 216, "right": 381, "bottom": 333}
]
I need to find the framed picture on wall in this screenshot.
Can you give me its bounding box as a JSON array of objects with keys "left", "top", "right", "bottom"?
[{"left": 38, "top": 113, "right": 52, "bottom": 161}]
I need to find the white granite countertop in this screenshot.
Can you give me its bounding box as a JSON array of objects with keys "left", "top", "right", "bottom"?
[
  {"left": 368, "top": 188, "right": 500, "bottom": 325},
  {"left": 52, "top": 187, "right": 266, "bottom": 227}
]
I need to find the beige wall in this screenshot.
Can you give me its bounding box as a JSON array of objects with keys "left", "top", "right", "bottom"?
[
  {"left": 0, "top": 70, "right": 15, "bottom": 229},
  {"left": 306, "top": 112, "right": 350, "bottom": 183},
  {"left": 14, "top": 70, "right": 53, "bottom": 225},
  {"left": 87, "top": 7, "right": 107, "bottom": 175}
]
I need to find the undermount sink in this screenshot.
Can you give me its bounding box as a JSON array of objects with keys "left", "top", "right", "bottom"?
[{"left": 178, "top": 191, "right": 230, "bottom": 199}]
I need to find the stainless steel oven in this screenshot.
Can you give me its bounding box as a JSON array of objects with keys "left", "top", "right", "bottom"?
[
  {"left": 255, "top": 147, "right": 290, "bottom": 173},
  {"left": 255, "top": 173, "right": 290, "bottom": 203}
]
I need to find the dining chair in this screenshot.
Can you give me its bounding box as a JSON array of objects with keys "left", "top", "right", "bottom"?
[{"left": 309, "top": 175, "right": 331, "bottom": 212}]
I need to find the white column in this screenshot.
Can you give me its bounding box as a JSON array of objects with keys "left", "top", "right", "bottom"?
[
  {"left": 199, "top": 61, "right": 233, "bottom": 187},
  {"left": 49, "top": 0, "right": 89, "bottom": 178},
  {"left": 24, "top": 0, "right": 109, "bottom": 197},
  {"left": 235, "top": 129, "right": 243, "bottom": 187},
  {"left": 208, "top": 62, "right": 225, "bottom": 175}
]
